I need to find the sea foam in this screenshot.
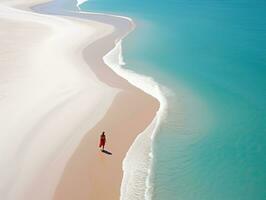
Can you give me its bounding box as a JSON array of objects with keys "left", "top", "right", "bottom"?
[
  {"left": 103, "top": 40, "right": 167, "bottom": 200},
  {"left": 75, "top": 0, "right": 168, "bottom": 198},
  {"left": 76, "top": 0, "right": 88, "bottom": 9}
]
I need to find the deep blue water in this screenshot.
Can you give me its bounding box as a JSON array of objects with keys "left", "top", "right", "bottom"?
[{"left": 80, "top": 0, "right": 266, "bottom": 199}]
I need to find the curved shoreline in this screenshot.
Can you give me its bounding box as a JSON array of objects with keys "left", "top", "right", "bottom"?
[
  {"left": 0, "top": 0, "right": 162, "bottom": 199},
  {"left": 32, "top": 0, "right": 162, "bottom": 199},
  {"left": 40, "top": 1, "right": 164, "bottom": 199},
  {"left": 39, "top": 2, "right": 161, "bottom": 199}
]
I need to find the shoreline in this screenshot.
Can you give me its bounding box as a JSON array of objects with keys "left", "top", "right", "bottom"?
[
  {"left": 40, "top": 1, "right": 162, "bottom": 199},
  {"left": 103, "top": 40, "right": 167, "bottom": 199},
  {"left": 37, "top": 1, "right": 161, "bottom": 199},
  {"left": 0, "top": 0, "right": 163, "bottom": 199}
]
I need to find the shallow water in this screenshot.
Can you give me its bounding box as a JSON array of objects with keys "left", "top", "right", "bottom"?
[{"left": 80, "top": 0, "right": 266, "bottom": 199}]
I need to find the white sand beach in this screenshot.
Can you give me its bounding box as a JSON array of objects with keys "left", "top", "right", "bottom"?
[{"left": 0, "top": 0, "right": 160, "bottom": 199}]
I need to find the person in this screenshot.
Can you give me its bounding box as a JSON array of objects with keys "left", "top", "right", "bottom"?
[{"left": 99, "top": 131, "right": 106, "bottom": 151}]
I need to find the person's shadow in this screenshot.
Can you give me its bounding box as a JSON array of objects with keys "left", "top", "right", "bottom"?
[{"left": 101, "top": 149, "right": 112, "bottom": 155}]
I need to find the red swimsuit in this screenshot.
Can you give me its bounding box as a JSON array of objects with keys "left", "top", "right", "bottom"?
[{"left": 99, "top": 135, "right": 106, "bottom": 148}]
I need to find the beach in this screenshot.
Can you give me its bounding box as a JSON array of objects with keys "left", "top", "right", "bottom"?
[
  {"left": 1, "top": 0, "right": 265, "bottom": 199},
  {"left": 0, "top": 0, "right": 160, "bottom": 199}
]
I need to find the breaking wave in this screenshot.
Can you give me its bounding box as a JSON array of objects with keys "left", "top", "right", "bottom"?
[{"left": 103, "top": 40, "right": 167, "bottom": 200}]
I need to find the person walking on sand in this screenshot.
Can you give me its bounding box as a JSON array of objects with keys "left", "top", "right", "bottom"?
[{"left": 99, "top": 131, "right": 106, "bottom": 151}]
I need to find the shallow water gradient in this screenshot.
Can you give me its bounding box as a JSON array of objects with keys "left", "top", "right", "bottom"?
[{"left": 80, "top": 1, "right": 266, "bottom": 199}]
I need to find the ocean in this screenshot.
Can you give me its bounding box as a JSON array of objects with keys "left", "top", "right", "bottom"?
[{"left": 80, "top": 0, "right": 266, "bottom": 199}]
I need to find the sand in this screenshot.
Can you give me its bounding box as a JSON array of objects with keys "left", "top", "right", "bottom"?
[{"left": 0, "top": 0, "right": 160, "bottom": 199}]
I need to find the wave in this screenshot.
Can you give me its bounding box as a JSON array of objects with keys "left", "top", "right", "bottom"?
[
  {"left": 76, "top": 0, "right": 88, "bottom": 10},
  {"left": 103, "top": 40, "right": 167, "bottom": 200}
]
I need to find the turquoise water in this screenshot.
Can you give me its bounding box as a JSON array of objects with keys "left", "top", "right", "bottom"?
[{"left": 80, "top": 0, "right": 266, "bottom": 199}]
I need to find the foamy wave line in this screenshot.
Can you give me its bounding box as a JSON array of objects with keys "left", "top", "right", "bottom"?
[
  {"left": 76, "top": 0, "right": 134, "bottom": 23},
  {"left": 75, "top": 0, "right": 168, "bottom": 198},
  {"left": 76, "top": 0, "right": 88, "bottom": 10},
  {"left": 103, "top": 40, "right": 167, "bottom": 200}
]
